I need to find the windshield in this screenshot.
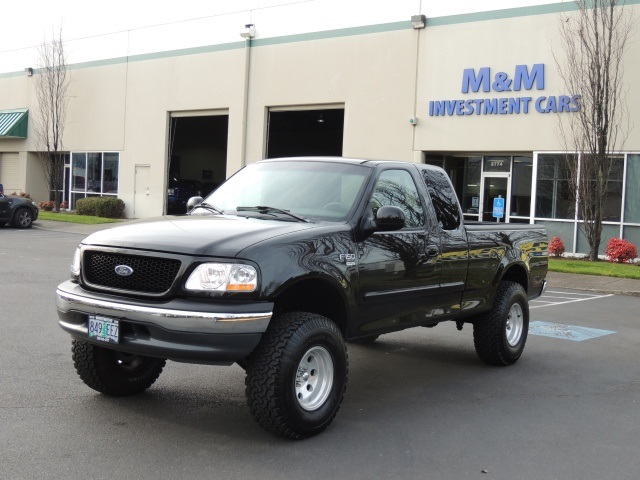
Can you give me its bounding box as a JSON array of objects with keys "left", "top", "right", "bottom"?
[{"left": 203, "top": 160, "right": 371, "bottom": 222}]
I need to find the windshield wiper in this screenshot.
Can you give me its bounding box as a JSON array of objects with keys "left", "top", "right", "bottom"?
[
  {"left": 236, "top": 206, "right": 310, "bottom": 223},
  {"left": 191, "top": 202, "right": 224, "bottom": 215}
]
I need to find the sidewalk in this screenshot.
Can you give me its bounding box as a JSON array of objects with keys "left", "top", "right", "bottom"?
[
  {"left": 546, "top": 271, "right": 640, "bottom": 297},
  {"left": 32, "top": 218, "right": 127, "bottom": 236},
  {"left": 32, "top": 219, "right": 640, "bottom": 297}
]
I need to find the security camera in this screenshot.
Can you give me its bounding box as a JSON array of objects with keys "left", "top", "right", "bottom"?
[
  {"left": 409, "top": 116, "right": 418, "bottom": 126},
  {"left": 240, "top": 24, "right": 256, "bottom": 39}
]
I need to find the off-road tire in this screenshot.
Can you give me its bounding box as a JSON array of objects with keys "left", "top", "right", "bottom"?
[
  {"left": 473, "top": 281, "right": 529, "bottom": 366},
  {"left": 72, "top": 340, "right": 166, "bottom": 396},
  {"left": 245, "top": 312, "right": 348, "bottom": 440}
]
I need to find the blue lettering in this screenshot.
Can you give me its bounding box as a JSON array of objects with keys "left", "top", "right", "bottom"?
[
  {"left": 558, "top": 95, "right": 571, "bottom": 112},
  {"left": 446, "top": 100, "right": 456, "bottom": 116},
  {"left": 521, "top": 97, "right": 532, "bottom": 113},
  {"left": 509, "top": 98, "right": 521, "bottom": 114},
  {"left": 570, "top": 95, "right": 581, "bottom": 112},
  {"left": 474, "top": 99, "right": 483, "bottom": 114},
  {"left": 499, "top": 98, "right": 509, "bottom": 114},
  {"left": 545, "top": 95, "right": 557, "bottom": 113},
  {"left": 455, "top": 100, "right": 465, "bottom": 115},
  {"left": 463, "top": 99, "right": 474, "bottom": 115},
  {"left": 484, "top": 98, "right": 498, "bottom": 114},
  {"left": 513, "top": 64, "right": 545, "bottom": 91},
  {"left": 492, "top": 73, "right": 512, "bottom": 92},
  {"left": 535, "top": 96, "right": 546, "bottom": 113},
  {"left": 462, "top": 67, "right": 491, "bottom": 93},
  {"left": 431, "top": 101, "right": 445, "bottom": 116}
]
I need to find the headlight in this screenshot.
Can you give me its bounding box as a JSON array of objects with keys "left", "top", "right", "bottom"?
[
  {"left": 70, "top": 248, "right": 81, "bottom": 280},
  {"left": 185, "top": 263, "right": 257, "bottom": 292}
]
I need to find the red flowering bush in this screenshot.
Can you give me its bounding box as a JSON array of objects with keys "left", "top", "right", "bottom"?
[
  {"left": 605, "top": 238, "right": 638, "bottom": 264},
  {"left": 548, "top": 236, "right": 565, "bottom": 258},
  {"left": 60, "top": 200, "right": 69, "bottom": 209},
  {"left": 38, "top": 200, "right": 55, "bottom": 211}
]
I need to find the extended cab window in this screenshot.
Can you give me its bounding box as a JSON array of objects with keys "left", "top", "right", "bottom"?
[
  {"left": 422, "top": 169, "right": 461, "bottom": 230},
  {"left": 370, "top": 169, "right": 425, "bottom": 228}
]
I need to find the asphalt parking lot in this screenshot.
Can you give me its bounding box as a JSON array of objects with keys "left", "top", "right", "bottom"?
[{"left": 1, "top": 226, "right": 639, "bottom": 480}]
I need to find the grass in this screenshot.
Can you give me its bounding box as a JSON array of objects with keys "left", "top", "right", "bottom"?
[
  {"left": 38, "top": 211, "right": 122, "bottom": 225},
  {"left": 549, "top": 257, "right": 640, "bottom": 279}
]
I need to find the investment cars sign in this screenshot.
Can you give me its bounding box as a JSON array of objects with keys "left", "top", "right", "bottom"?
[{"left": 428, "top": 64, "right": 581, "bottom": 116}]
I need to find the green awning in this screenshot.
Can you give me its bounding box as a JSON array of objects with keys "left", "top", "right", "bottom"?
[{"left": 0, "top": 108, "right": 28, "bottom": 138}]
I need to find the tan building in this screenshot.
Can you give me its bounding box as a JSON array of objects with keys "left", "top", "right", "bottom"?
[{"left": 1, "top": 1, "right": 639, "bottom": 254}]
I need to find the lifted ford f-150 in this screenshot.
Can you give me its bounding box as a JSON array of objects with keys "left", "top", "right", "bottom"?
[{"left": 56, "top": 157, "right": 548, "bottom": 439}]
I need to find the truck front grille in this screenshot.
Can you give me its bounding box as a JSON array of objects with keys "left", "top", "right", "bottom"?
[{"left": 84, "top": 251, "right": 181, "bottom": 294}]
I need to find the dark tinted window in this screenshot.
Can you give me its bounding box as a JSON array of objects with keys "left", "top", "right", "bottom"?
[
  {"left": 370, "top": 169, "right": 425, "bottom": 228},
  {"left": 422, "top": 169, "right": 461, "bottom": 230}
]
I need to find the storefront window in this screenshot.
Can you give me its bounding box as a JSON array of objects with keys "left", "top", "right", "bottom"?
[
  {"left": 535, "top": 154, "right": 575, "bottom": 219},
  {"left": 510, "top": 156, "right": 532, "bottom": 218},
  {"left": 72, "top": 153, "right": 86, "bottom": 191},
  {"left": 68, "top": 152, "right": 120, "bottom": 209},
  {"left": 624, "top": 154, "right": 640, "bottom": 223}
]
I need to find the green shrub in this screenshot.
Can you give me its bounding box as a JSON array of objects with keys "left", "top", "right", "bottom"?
[{"left": 76, "top": 197, "right": 125, "bottom": 218}]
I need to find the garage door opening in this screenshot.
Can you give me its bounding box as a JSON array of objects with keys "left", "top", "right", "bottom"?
[
  {"left": 266, "top": 108, "right": 344, "bottom": 159},
  {"left": 167, "top": 114, "right": 228, "bottom": 214}
]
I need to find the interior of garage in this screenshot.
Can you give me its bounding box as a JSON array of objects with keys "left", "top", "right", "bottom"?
[
  {"left": 166, "top": 115, "right": 228, "bottom": 214},
  {"left": 266, "top": 108, "right": 344, "bottom": 159}
]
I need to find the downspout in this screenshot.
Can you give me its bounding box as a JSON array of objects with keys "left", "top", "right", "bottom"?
[{"left": 239, "top": 24, "right": 255, "bottom": 168}]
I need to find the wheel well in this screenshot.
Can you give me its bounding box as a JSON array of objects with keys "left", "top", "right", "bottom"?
[
  {"left": 273, "top": 279, "right": 348, "bottom": 335},
  {"left": 500, "top": 264, "right": 528, "bottom": 292}
]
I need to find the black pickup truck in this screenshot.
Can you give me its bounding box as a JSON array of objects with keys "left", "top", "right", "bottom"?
[{"left": 56, "top": 157, "right": 547, "bottom": 439}]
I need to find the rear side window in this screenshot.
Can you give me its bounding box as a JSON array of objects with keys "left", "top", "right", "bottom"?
[{"left": 422, "top": 169, "right": 461, "bottom": 230}]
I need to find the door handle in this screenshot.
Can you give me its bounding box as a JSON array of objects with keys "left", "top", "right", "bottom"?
[{"left": 426, "top": 245, "right": 439, "bottom": 257}]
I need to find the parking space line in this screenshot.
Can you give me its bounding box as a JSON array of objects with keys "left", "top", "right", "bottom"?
[{"left": 530, "top": 293, "right": 614, "bottom": 309}]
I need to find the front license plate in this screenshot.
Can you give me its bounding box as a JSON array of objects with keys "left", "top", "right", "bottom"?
[{"left": 88, "top": 315, "right": 120, "bottom": 344}]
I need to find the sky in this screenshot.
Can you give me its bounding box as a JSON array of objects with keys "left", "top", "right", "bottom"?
[{"left": 1, "top": 0, "right": 560, "bottom": 59}]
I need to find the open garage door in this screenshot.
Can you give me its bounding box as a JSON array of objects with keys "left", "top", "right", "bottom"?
[
  {"left": 167, "top": 113, "right": 228, "bottom": 214},
  {"left": 266, "top": 107, "right": 344, "bottom": 159}
]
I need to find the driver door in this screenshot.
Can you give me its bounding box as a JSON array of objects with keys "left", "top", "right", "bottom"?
[{"left": 355, "top": 168, "right": 441, "bottom": 335}]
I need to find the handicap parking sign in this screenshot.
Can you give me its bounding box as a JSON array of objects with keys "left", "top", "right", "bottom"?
[{"left": 492, "top": 196, "right": 505, "bottom": 218}]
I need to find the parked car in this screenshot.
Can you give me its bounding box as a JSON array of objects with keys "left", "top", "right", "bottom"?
[
  {"left": 0, "top": 192, "right": 39, "bottom": 228},
  {"left": 166, "top": 178, "right": 204, "bottom": 214}
]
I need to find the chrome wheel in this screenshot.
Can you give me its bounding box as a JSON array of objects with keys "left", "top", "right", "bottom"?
[
  {"left": 295, "top": 346, "right": 334, "bottom": 411},
  {"left": 505, "top": 303, "right": 524, "bottom": 347}
]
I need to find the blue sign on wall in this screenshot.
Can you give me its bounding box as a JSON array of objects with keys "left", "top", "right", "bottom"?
[
  {"left": 428, "top": 63, "right": 582, "bottom": 117},
  {"left": 492, "top": 196, "right": 505, "bottom": 218}
]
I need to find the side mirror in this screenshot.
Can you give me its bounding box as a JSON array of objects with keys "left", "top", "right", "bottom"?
[
  {"left": 186, "top": 196, "right": 204, "bottom": 213},
  {"left": 375, "top": 206, "right": 405, "bottom": 231}
]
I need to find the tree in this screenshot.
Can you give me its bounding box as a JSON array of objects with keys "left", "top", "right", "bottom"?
[
  {"left": 33, "top": 27, "right": 69, "bottom": 211},
  {"left": 555, "top": 0, "right": 635, "bottom": 260}
]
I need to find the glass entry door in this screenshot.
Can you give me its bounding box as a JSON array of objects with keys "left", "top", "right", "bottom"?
[{"left": 481, "top": 175, "right": 509, "bottom": 222}]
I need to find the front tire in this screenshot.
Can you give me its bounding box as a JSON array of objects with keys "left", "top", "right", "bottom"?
[
  {"left": 13, "top": 208, "right": 33, "bottom": 228},
  {"left": 245, "top": 312, "right": 348, "bottom": 439},
  {"left": 473, "top": 281, "right": 529, "bottom": 366},
  {"left": 71, "top": 340, "right": 166, "bottom": 396}
]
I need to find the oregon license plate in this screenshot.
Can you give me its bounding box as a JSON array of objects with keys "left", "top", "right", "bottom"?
[{"left": 88, "top": 315, "right": 120, "bottom": 344}]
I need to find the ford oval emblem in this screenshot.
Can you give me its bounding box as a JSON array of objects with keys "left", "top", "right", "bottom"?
[{"left": 115, "top": 265, "right": 134, "bottom": 276}]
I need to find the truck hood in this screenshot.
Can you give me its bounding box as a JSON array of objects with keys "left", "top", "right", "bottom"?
[{"left": 81, "top": 215, "right": 319, "bottom": 257}]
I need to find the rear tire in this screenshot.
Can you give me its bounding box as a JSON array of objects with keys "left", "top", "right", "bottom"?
[
  {"left": 245, "top": 312, "right": 348, "bottom": 439},
  {"left": 473, "top": 281, "right": 529, "bottom": 366},
  {"left": 72, "top": 340, "right": 166, "bottom": 396}
]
